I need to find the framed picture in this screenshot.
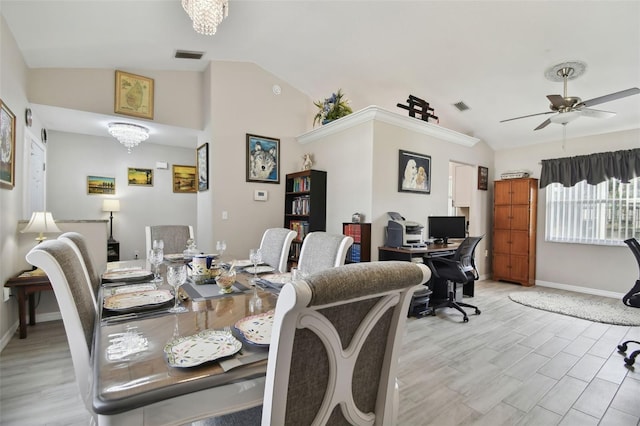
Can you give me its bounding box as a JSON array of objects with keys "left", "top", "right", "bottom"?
[
  {"left": 114, "top": 70, "right": 154, "bottom": 119},
  {"left": 87, "top": 175, "right": 115, "bottom": 195},
  {"left": 128, "top": 167, "right": 153, "bottom": 186},
  {"left": 398, "top": 149, "right": 431, "bottom": 194},
  {"left": 246, "top": 134, "right": 280, "bottom": 184},
  {"left": 0, "top": 99, "right": 16, "bottom": 189},
  {"left": 478, "top": 166, "right": 489, "bottom": 190},
  {"left": 173, "top": 165, "right": 197, "bottom": 193},
  {"left": 197, "top": 143, "right": 209, "bottom": 191}
]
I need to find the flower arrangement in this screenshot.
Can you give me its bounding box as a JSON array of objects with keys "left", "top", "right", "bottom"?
[{"left": 313, "top": 89, "right": 353, "bottom": 126}]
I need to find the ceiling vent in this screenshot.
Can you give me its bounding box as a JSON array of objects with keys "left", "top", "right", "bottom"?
[
  {"left": 175, "top": 50, "right": 205, "bottom": 60},
  {"left": 453, "top": 101, "right": 470, "bottom": 112}
]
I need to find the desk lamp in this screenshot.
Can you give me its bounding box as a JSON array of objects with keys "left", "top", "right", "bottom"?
[
  {"left": 21, "top": 211, "right": 62, "bottom": 275},
  {"left": 102, "top": 199, "right": 120, "bottom": 243}
]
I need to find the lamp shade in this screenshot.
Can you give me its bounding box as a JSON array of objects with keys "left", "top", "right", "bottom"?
[
  {"left": 21, "top": 211, "right": 62, "bottom": 241},
  {"left": 102, "top": 199, "right": 121, "bottom": 212}
]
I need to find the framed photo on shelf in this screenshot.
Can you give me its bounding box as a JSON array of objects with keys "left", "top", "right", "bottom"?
[
  {"left": 87, "top": 175, "right": 115, "bottom": 195},
  {"left": 197, "top": 143, "right": 209, "bottom": 191},
  {"left": 246, "top": 133, "right": 280, "bottom": 184},
  {"left": 127, "top": 167, "right": 153, "bottom": 186},
  {"left": 0, "top": 99, "right": 16, "bottom": 189},
  {"left": 114, "top": 70, "right": 154, "bottom": 119},
  {"left": 172, "top": 165, "right": 197, "bottom": 193},
  {"left": 478, "top": 166, "right": 489, "bottom": 190},
  {"left": 398, "top": 149, "right": 431, "bottom": 194}
]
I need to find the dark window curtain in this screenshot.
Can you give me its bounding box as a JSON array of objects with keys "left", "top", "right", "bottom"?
[{"left": 540, "top": 148, "right": 640, "bottom": 188}]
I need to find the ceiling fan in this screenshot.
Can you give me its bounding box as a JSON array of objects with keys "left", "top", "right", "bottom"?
[{"left": 501, "top": 61, "right": 640, "bottom": 131}]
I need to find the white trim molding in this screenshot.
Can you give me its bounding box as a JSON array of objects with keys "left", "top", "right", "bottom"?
[{"left": 536, "top": 280, "right": 624, "bottom": 300}]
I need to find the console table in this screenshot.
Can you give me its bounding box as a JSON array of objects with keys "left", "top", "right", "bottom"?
[{"left": 4, "top": 270, "right": 53, "bottom": 339}]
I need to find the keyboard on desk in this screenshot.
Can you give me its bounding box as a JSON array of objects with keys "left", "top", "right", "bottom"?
[{"left": 427, "top": 250, "right": 456, "bottom": 258}]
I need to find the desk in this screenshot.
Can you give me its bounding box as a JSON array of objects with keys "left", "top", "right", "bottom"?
[
  {"left": 4, "top": 271, "right": 53, "bottom": 339},
  {"left": 94, "top": 265, "right": 277, "bottom": 425}
]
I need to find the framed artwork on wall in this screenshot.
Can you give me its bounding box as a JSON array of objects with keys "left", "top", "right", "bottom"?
[
  {"left": 114, "top": 70, "right": 154, "bottom": 119},
  {"left": 398, "top": 149, "right": 431, "bottom": 194},
  {"left": 128, "top": 167, "right": 153, "bottom": 186},
  {"left": 87, "top": 175, "right": 115, "bottom": 194},
  {"left": 246, "top": 133, "right": 280, "bottom": 184},
  {"left": 0, "top": 99, "right": 16, "bottom": 189},
  {"left": 197, "top": 143, "right": 209, "bottom": 191},
  {"left": 173, "top": 165, "right": 197, "bottom": 193},
  {"left": 478, "top": 166, "right": 489, "bottom": 190}
]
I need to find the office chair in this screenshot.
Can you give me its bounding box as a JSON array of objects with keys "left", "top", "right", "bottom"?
[
  {"left": 425, "top": 236, "right": 483, "bottom": 323},
  {"left": 617, "top": 238, "right": 640, "bottom": 367}
]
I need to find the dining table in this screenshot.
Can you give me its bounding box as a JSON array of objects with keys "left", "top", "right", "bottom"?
[{"left": 93, "top": 258, "right": 282, "bottom": 426}]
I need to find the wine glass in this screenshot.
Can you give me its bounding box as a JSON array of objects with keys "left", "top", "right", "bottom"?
[
  {"left": 249, "top": 248, "right": 263, "bottom": 284},
  {"left": 167, "top": 264, "right": 188, "bottom": 313},
  {"left": 148, "top": 248, "right": 163, "bottom": 282},
  {"left": 216, "top": 240, "right": 227, "bottom": 258}
]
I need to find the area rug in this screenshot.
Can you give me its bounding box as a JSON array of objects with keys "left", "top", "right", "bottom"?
[{"left": 509, "top": 290, "right": 640, "bottom": 326}]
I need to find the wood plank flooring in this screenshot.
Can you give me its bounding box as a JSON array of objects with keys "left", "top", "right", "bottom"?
[{"left": 1, "top": 280, "right": 639, "bottom": 425}]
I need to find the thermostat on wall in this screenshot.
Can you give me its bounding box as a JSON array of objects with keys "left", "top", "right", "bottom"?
[{"left": 254, "top": 190, "right": 268, "bottom": 201}]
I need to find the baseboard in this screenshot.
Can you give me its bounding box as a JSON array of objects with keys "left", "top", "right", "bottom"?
[
  {"left": 536, "top": 280, "right": 624, "bottom": 300},
  {"left": 0, "top": 321, "right": 19, "bottom": 352},
  {"left": 0, "top": 311, "right": 62, "bottom": 353}
]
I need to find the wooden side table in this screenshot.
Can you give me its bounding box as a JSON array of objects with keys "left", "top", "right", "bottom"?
[{"left": 4, "top": 271, "right": 53, "bottom": 339}]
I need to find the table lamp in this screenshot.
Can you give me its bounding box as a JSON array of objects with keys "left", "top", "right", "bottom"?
[
  {"left": 21, "top": 211, "right": 62, "bottom": 243},
  {"left": 102, "top": 199, "right": 120, "bottom": 243}
]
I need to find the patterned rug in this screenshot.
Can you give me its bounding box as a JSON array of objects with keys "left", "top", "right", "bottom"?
[{"left": 509, "top": 290, "right": 640, "bottom": 326}]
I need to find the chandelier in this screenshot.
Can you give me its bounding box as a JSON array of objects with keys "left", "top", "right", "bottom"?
[
  {"left": 182, "top": 0, "right": 229, "bottom": 35},
  {"left": 108, "top": 122, "right": 149, "bottom": 153}
]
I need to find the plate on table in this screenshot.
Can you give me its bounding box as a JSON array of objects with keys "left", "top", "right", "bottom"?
[
  {"left": 244, "top": 265, "right": 275, "bottom": 275},
  {"left": 259, "top": 273, "right": 291, "bottom": 290},
  {"left": 102, "top": 268, "right": 154, "bottom": 282},
  {"left": 164, "top": 253, "right": 186, "bottom": 262},
  {"left": 234, "top": 311, "right": 274, "bottom": 346},
  {"left": 233, "top": 259, "right": 255, "bottom": 268},
  {"left": 103, "top": 289, "right": 173, "bottom": 312},
  {"left": 164, "top": 330, "right": 242, "bottom": 368}
]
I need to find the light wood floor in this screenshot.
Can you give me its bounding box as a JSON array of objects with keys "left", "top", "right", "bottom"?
[{"left": 1, "top": 280, "right": 640, "bottom": 426}]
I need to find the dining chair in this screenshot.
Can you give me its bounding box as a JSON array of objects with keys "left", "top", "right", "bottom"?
[
  {"left": 25, "top": 239, "right": 97, "bottom": 424},
  {"left": 205, "top": 260, "right": 431, "bottom": 426},
  {"left": 59, "top": 231, "right": 100, "bottom": 303},
  {"left": 297, "top": 231, "right": 354, "bottom": 275},
  {"left": 144, "top": 225, "right": 194, "bottom": 255},
  {"left": 259, "top": 228, "right": 296, "bottom": 273}
]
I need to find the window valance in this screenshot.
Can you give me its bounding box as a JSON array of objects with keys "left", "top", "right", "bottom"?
[{"left": 539, "top": 148, "right": 640, "bottom": 188}]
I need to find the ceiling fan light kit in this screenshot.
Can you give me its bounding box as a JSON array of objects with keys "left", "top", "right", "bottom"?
[{"left": 501, "top": 60, "right": 639, "bottom": 131}]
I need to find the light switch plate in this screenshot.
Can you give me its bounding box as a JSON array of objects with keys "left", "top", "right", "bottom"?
[{"left": 156, "top": 161, "right": 168, "bottom": 169}]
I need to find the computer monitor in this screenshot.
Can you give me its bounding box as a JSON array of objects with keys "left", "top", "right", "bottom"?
[{"left": 427, "top": 216, "right": 466, "bottom": 244}]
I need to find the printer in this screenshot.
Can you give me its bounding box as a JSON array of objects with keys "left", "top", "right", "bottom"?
[{"left": 385, "top": 212, "right": 425, "bottom": 247}]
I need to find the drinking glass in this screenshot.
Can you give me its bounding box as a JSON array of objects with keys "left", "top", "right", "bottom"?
[
  {"left": 167, "top": 264, "right": 188, "bottom": 313},
  {"left": 148, "top": 248, "right": 163, "bottom": 282},
  {"left": 249, "top": 248, "right": 263, "bottom": 283},
  {"left": 216, "top": 240, "right": 227, "bottom": 258}
]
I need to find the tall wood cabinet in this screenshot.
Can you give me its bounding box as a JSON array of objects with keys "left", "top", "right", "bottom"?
[
  {"left": 492, "top": 178, "right": 538, "bottom": 286},
  {"left": 284, "top": 170, "right": 327, "bottom": 265}
]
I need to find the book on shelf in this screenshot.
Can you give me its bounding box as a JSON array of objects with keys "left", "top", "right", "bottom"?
[
  {"left": 291, "top": 195, "right": 311, "bottom": 215},
  {"left": 292, "top": 176, "right": 312, "bottom": 192},
  {"left": 349, "top": 245, "right": 361, "bottom": 262},
  {"left": 344, "top": 223, "right": 362, "bottom": 243},
  {"left": 289, "top": 220, "right": 309, "bottom": 241}
]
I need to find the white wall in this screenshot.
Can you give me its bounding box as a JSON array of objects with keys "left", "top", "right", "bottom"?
[{"left": 494, "top": 128, "right": 640, "bottom": 295}]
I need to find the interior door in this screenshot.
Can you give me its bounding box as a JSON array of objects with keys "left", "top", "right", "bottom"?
[{"left": 26, "top": 132, "right": 46, "bottom": 215}]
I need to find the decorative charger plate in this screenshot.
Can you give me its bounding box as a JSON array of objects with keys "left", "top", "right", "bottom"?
[
  {"left": 234, "top": 311, "right": 274, "bottom": 346},
  {"left": 244, "top": 265, "right": 275, "bottom": 274},
  {"left": 233, "top": 259, "right": 256, "bottom": 268},
  {"left": 260, "top": 273, "right": 291, "bottom": 285},
  {"left": 103, "top": 289, "right": 173, "bottom": 311},
  {"left": 102, "top": 268, "right": 154, "bottom": 282},
  {"left": 164, "top": 330, "right": 242, "bottom": 368}
]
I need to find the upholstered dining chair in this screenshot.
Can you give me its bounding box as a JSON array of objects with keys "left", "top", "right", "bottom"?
[
  {"left": 205, "top": 260, "right": 431, "bottom": 426},
  {"left": 297, "top": 231, "right": 354, "bottom": 275},
  {"left": 145, "top": 225, "right": 194, "bottom": 255},
  {"left": 259, "top": 228, "right": 296, "bottom": 273},
  {"left": 26, "top": 239, "right": 97, "bottom": 424},
  {"left": 59, "top": 231, "right": 101, "bottom": 304}
]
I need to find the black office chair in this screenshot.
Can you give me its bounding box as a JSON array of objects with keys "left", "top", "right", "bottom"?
[
  {"left": 617, "top": 237, "right": 640, "bottom": 367},
  {"left": 426, "top": 236, "right": 483, "bottom": 323}
]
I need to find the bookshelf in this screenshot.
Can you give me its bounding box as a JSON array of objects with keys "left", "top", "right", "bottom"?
[
  {"left": 342, "top": 222, "right": 371, "bottom": 263},
  {"left": 284, "top": 170, "right": 327, "bottom": 265}
]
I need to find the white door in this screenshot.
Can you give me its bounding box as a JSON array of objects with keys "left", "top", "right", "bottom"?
[{"left": 26, "top": 133, "right": 46, "bottom": 215}]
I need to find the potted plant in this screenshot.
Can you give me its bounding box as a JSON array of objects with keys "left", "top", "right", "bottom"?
[{"left": 313, "top": 89, "right": 353, "bottom": 126}]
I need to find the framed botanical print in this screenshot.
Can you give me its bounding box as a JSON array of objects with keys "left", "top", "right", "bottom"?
[
  {"left": 87, "top": 175, "right": 116, "bottom": 194},
  {"left": 173, "top": 165, "right": 197, "bottom": 193},
  {"left": 478, "top": 166, "right": 489, "bottom": 190},
  {"left": 398, "top": 149, "right": 431, "bottom": 194},
  {"left": 246, "top": 134, "right": 280, "bottom": 184},
  {"left": 0, "top": 99, "right": 16, "bottom": 189},
  {"left": 128, "top": 167, "right": 153, "bottom": 186},
  {"left": 114, "top": 70, "right": 154, "bottom": 119},
  {"left": 197, "top": 143, "right": 209, "bottom": 191}
]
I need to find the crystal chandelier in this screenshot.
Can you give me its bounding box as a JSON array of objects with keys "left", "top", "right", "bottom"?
[
  {"left": 108, "top": 122, "right": 149, "bottom": 153},
  {"left": 182, "top": 0, "right": 229, "bottom": 35}
]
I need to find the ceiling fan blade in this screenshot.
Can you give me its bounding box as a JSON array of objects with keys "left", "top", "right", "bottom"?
[
  {"left": 577, "top": 87, "right": 640, "bottom": 108},
  {"left": 534, "top": 118, "right": 552, "bottom": 131},
  {"left": 500, "top": 111, "right": 554, "bottom": 123},
  {"left": 547, "top": 94, "right": 567, "bottom": 109},
  {"left": 578, "top": 108, "right": 616, "bottom": 119}
]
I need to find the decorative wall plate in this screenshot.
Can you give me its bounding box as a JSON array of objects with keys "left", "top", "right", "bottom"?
[
  {"left": 164, "top": 330, "right": 242, "bottom": 368},
  {"left": 234, "top": 311, "right": 274, "bottom": 346}
]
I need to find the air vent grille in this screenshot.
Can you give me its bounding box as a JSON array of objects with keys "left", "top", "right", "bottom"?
[
  {"left": 175, "top": 50, "right": 205, "bottom": 60},
  {"left": 453, "top": 101, "right": 470, "bottom": 112}
]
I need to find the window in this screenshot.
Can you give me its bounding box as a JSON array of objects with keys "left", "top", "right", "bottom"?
[{"left": 545, "top": 177, "right": 640, "bottom": 245}]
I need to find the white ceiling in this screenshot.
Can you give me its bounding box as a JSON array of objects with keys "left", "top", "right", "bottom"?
[{"left": 2, "top": 0, "right": 639, "bottom": 151}]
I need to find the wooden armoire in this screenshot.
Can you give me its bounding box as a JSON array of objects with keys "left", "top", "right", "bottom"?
[{"left": 492, "top": 178, "right": 538, "bottom": 286}]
